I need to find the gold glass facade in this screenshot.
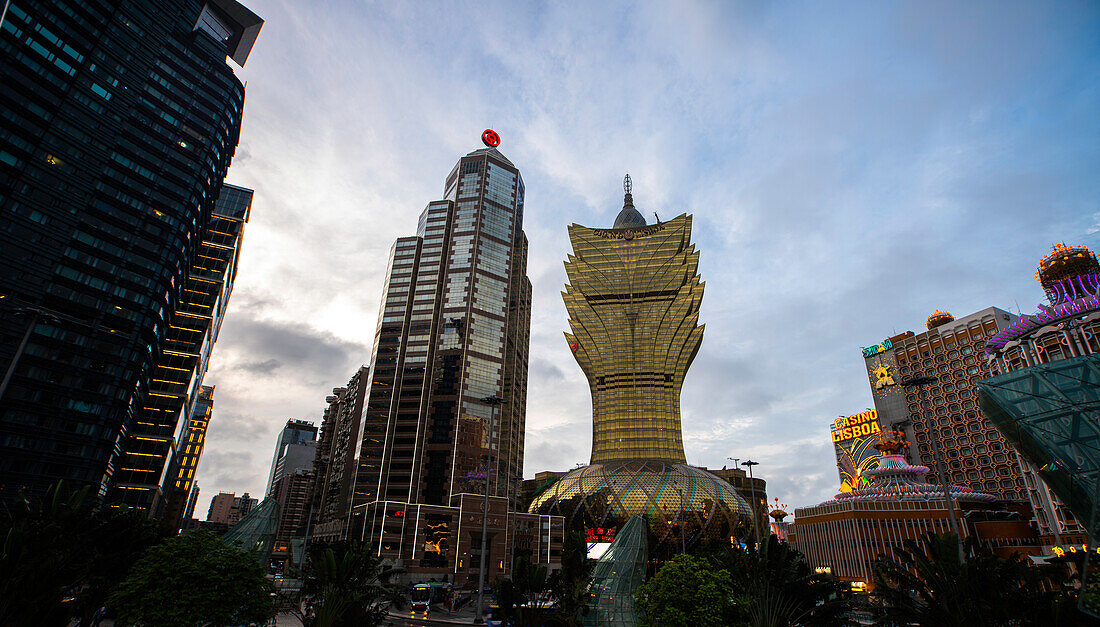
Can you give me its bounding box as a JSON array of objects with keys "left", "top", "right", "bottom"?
[
  {"left": 527, "top": 460, "right": 751, "bottom": 547},
  {"left": 530, "top": 185, "right": 752, "bottom": 552},
  {"left": 564, "top": 213, "right": 703, "bottom": 463}
]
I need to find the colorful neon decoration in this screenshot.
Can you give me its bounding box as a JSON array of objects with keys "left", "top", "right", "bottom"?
[
  {"left": 862, "top": 338, "right": 893, "bottom": 357},
  {"left": 986, "top": 278, "right": 1100, "bottom": 352},
  {"left": 871, "top": 362, "right": 895, "bottom": 389}
]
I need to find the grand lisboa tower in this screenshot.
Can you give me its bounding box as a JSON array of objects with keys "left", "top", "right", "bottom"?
[{"left": 528, "top": 176, "right": 753, "bottom": 552}]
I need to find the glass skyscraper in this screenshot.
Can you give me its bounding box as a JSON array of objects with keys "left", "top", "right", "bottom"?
[
  {"left": 0, "top": 0, "right": 261, "bottom": 504},
  {"left": 352, "top": 143, "right": 531, "bottom": 519},
  {"left": 306, "top": 139, "right": 562, "bottom": 585}
]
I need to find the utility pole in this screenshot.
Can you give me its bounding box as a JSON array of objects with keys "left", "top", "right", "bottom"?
[
  {"left": 0, "top": 305, "right": 64, "bottom": 402},
  {"left": 901, "top": 374, "right": 964, "bottom": 562},
  {"left": 474, "top": 395, "right": 504, "bottom": 625}
]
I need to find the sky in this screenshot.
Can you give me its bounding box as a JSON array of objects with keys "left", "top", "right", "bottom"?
[{"left": 193, "top": 0, "right": 1100, "bottom": 516}]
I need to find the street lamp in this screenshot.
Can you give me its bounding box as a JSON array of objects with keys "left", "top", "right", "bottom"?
[
  {"left": 900, "top": 373, "right": 964, "bottom": 561},
  {"left": 742, "top": 460, "right": 762, "bottom": 549},
  {"left": 474, "top": 394, "right": 504, "bottom": 625}
]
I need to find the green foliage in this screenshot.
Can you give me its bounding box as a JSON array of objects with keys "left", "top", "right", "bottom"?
[
  {"left": 709, "top": 535, "right": 851, "bottom": 627},
  {"left": 110, "top": 529, "right": 273, "bottom": 627},
  {"left": 298, "top": 541, "right": 405, "bottom": 627},
  {"left": 547, "top": 530, "right": 594, "bottom": 626},
  {"left": 636, "top": 553, "right": 736, "bottom": 627},
  {"left": 872, "top": 532, "right": 1085, "bottom": 627},
  {"left": 0, "top": 481, "right": 160, "bottom": 626},
  {"left": 681, "top": 535, "right": 850, "bottom": 627},
  {"left": 493, "top": 556, "right": 552, "bottom": 626}
]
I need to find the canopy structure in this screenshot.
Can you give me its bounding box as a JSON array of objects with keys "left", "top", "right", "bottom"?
[
  {"left": 222, "top": 496, "right": 281, "bottom": 565},
  {"left": 584, "top": 515, "right": 648, "bottom": 627},
  {"left": 978, "top": 352, "right": 1100, "bottom": 537}
]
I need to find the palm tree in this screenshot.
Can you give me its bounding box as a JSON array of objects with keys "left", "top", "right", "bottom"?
[
  {"left": 493, "top": 556, "right": 551, "bottom": 626},
  {"left": 872, "top": 532, "right": 1082, "bottom": 626},
  {"left": 296, "top": 541, "right": 404, "bottom": 627},
  {"left": 547, "top": 531, "right": 594, "bottom": 626},
  {"left": 700, "top": 534, "right": 851, "bottom": 627}
]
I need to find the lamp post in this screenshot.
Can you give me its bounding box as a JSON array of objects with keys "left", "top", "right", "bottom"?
[
  {"left": 474, "top": 394, "right": 504, "bottom": 625},
  {"left": 742, "top": 460, "right": 761, "bottom": 549},
  {"left": 900, "top": 374, "right": 963, "bottom": 561}
]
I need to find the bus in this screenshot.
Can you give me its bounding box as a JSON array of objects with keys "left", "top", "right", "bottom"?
[{"left": 410, "top": 582, "right": 450, "bottom": 612}]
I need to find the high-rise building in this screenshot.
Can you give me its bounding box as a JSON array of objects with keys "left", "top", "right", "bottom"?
[
  {"left": 266, "top": 419, "right": 317, "bottom": 495},
  {"left": 230, "top": 491, "right": 256, "bottom": 525},
  {"left": 182, "top": 482, "right": 200, "bottom": 529},
  {"left": 272, "top": 468, "right": 313, "bottom": 566},
  {"left": 529, "top": 176, "right": 753, "bottom": 557},
  {"left": 0, "top": 0, "right": 262, "bottom": 504},
  {"left": 309, "top": 367, "right": 369, "bottom": 542},
  {"left": 110, "top": 185, "right": 252, "bottom": 517},
  {"left": 980, "top": 244, "right": 1100, "bottom": 547},
  {"left": 161, "top": 385, "right": 215, "bottom": 531},
  {"left": 207, "top": 491, "right": 236, "bottom": 524},
  {"left": 322, "top": 134, "right": 561, "bottom": 585},
  {"left": 861, "top": 307, "right": 1029, "bottom": 504},
  {"left": 350, "top": 141, "right": 531, "bottom": 518}
]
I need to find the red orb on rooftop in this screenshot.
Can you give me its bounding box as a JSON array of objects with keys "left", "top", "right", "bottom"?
[{"left": 482, "top": 129, "right": 500, "bottom": 148}]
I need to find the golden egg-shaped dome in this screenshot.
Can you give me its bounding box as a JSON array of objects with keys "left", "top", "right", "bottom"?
[{"left": 925, "top": 309, "right": 954, "bottom": 330}]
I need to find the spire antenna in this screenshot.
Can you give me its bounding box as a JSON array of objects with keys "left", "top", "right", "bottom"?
[{"left": 623, "top": 173, "right": 632, "bottom": 195}]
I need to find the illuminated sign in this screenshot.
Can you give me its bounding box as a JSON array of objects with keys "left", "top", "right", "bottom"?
[
  {"left": 1051, "top": 544, "right": 1100, "bottom": 557},
  {"left": 482, "top": 129, "right": 500, "bottom": 148},
  {"left": 393, "top": 510, "right": 405, "bottom": 517},
  {"left": 862, "top": 339, "right": 892, "bottom": 357},
  {"left": 585, "top": 527, "right": 615, "bottom": 543},
  {"left": 832, "top": 410, "right": 880, "bottom": 442},
  {"left": 871, "top": 363, "right": 895, "bottom": 389},
  {"left": 833, "top": 410, "right": 883, "bottom": 492}
]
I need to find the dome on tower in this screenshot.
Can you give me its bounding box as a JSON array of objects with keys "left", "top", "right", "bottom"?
[
  {"left": 925, "top": 310, "right": 954, "bottom": 330},
  {"left": 613, "top": 173, "right": 647, "bottom": 229},
  {"left": 1036, "top": 243, "right": 1100, "bottom": 305}
]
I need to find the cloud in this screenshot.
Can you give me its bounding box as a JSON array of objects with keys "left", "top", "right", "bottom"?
[{"left": 192, "top": 0, "right": 1100, "bottom": 515}]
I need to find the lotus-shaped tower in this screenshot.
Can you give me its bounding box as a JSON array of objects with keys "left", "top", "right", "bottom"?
[{"left": 529, "top": 177, "right": 753, "bottom": 550}]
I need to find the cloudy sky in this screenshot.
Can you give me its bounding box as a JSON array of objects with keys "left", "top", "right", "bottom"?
[{"left": 194, "top": 0, "right": 1100, "bottom": 515}]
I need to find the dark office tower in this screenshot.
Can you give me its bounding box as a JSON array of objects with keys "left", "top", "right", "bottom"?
[
  {"left": 0, "top": 0, "right": 262, "bottom": 504},
  {"left": 352, "top": 141, "right": 530, "bottom": 517},
  {"left": 266, "top": 419, "right": 318, "bottom": 495},
  {"left": 112, "top": 183, "right": 253, "bottom": 517},
  {"left": 310, "top": 367, "right": 369, "bottom": 542}
]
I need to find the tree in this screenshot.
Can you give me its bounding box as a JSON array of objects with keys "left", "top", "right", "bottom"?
[
  {"left": 872, "top": 532, "right": 1085, "bottom": 627},
  {"left": 0, "top": 481, "right": 160, "bottom": 627},
  {"left": 547, "top": 530, "right": 594, "bottom": 626},
  {"left": 690, "top": 535, "right": 850, "bottom": 627},
  {"left": 636, "top": 553, "right": 736, "bottom": 627},
  {"left": 110, "top": 529, "right": 273, "bottom": 627},
  {"left": 494, "top": 556, "right": 551, "bottom": 626},
  {"left": 295, "top": 541, "right": 404, "bottom": 627}
]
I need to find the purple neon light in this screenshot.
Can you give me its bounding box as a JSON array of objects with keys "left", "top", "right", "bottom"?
[{"left": 986, "top": 277, "right": 1100, "bottom": 353}]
